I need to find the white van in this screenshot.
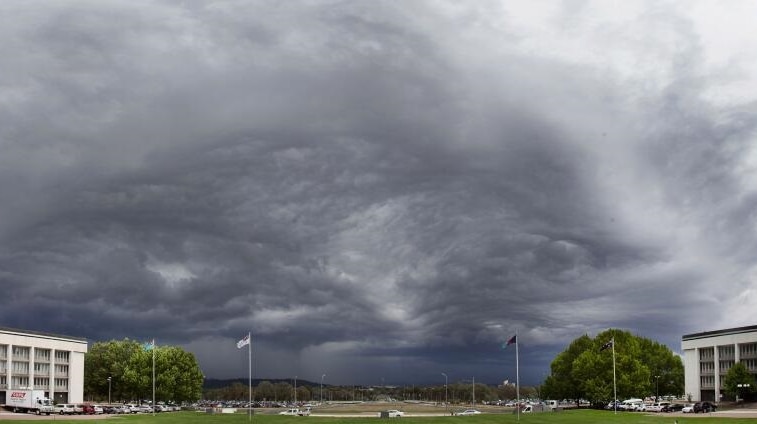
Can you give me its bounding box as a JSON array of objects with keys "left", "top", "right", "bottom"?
[{"left": 620, "top": 398, "right": 643, "bottom": 411}]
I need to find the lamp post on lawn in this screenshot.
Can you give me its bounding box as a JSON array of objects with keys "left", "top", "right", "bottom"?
[
  {"left": 654, "top": 375, "right": 660, "bottom": 402},
  {"left": 737, "top": 383, "right": 751, "bottom": 405},
  {"left": 321, "top": 374, "right": 326, "bottom": 404},
  {"left": 441, "top": 373, "right": 448, "bottom": 412},
  {"left": 107, "top": 377, "right": 111, "bottom": 405},
  {"left": 294, "top": 376, "right": 297, "bottom": 405}
]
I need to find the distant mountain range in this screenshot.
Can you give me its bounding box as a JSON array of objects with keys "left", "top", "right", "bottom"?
[{"left": 204, "top": 378, "right": 320, "bottom": 389}]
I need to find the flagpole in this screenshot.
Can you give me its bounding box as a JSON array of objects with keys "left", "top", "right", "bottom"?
[
  {"left": 612, "top": 337, "right": 617, "bottom": 415},
  {"left": 248, "top": 332, "right": 252, "bottom": 422},
  {"left": 516, "top": 330, "right": 520, "bottom": 422},
  {"left": 152, "top": 339, "right": 156, "bottom": 416}
]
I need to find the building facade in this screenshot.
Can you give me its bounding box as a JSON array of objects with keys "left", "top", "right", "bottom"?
[
  {"left": 682, "top": 325, "right": 757, "bottom": 402},
  {"left": 0, "top": 326, "right": 88, "bottom": 404}
]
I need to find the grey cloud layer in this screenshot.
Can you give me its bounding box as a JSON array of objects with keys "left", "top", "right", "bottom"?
[{"left": 1, "top": 0, "right": 756, "bottom": 384}]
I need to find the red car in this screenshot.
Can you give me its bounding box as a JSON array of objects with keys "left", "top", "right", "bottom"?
[{"left": 80, "top": 404, "right": 95, "bottom": 415}]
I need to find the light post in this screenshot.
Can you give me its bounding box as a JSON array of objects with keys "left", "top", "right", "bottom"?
[
  {"left": 320, "top": 374, "right": 326, "bottom": 404},
  {"left": 472, "top": 376, "right": 475, "bottom": 407},
  {"left": 294, "top": 376, "right": 297, "bottom": 405},
  {"left": 441, "top": 373, "right": 448, "bottom": 412},
  {"left": 737, "top": 383, "right": 751, "bottom": 404},
  {"left": 654, "top": 375, "right": 660, "bottom": 402},
  {"left": 107, "top": 377, "right": 112, "bottom": 405}
]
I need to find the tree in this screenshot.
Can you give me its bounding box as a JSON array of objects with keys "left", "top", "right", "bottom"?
[
  {"left": 723, "top": 362, "right": 756, "bottom": 401},
  {"left": 84, "top": 339, "right": 142, "bottom": 402},
  {"left": 541, "top": 334, "right": 593, "bottom": 405},
  {"left": 541, "top": 329, "right": 683, "bottom": 405},
  {"left": 84, "top": 339, "right": 204, "bottom": 403}
]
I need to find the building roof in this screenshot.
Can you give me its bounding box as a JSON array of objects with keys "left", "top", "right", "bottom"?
[
  {"left": 682, "top": 324, "right": 757, "bottom": 341},
  {"left": 0, "top": 325, "right": 88, "bottom": 343}
]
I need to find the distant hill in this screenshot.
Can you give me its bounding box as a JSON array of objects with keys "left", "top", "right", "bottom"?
[{"left": 204, "top": 378, "right": 319, "bottom": 389}]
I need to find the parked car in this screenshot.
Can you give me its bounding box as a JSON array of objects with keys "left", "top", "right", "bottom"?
[
  {"left": 72, "top": 404, "right": 84, "bottom": 415},
  {"left": 55, "top": 404, "right": 75, "bottom": 415},
  {"left": 139, "top": 405, "right": 153, "bottom": 413},
  {"left": 694, "top": 401, "right": 716, "bottom": 413},
  {"left": 385, "top": 410, "right": 404, "bottom": 417},
  {"left": 279, "top": 408, "right": 302, "bottom": 416},
  {"left": 664, "top": 403, "right": 685, "bottom": 412},
  {"left": 455, "top": 409, "right": 482, "bottom": 416},
  {"left": 681, "top": 404, "right": 695, "bottom": 413},
  {"left": 647, "top": 402, "right": 670, "bottom": 412}
]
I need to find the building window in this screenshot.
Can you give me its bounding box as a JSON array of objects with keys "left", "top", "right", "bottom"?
[
  {"left": 0, "top": 344, "right": 7, "bottom": 359},
  {"left": 12, "top": 361, "right": 30, "bottom": 374},
  {"left": 35, "top": 348, "right": 51, "bottom": 362},
  {"left": 11, "top": 376, "right": 30, "bottom": 389},
  {"left": 34, "top": 362, "right": 50, "bottom": 374},
  {"left": 54, "top": 364, "right": 69, "bottom": 377},
  {"left": 740, "top": 343, "right": 757, "bottom": 359},
  {"left": 54, "top": 378, "right": 68, "bottom": 389},
  {"left": 700, "top": 347, "right": 714, "bottom": 360},
  {"left": 54, "top": 351, "right": 70, "bottom": 363},
  {"left": 12, "top": 346, "right": 30, "bottom": 360},
  {"left": 718, "top": 345, "right": 735, "bottom": 360}
]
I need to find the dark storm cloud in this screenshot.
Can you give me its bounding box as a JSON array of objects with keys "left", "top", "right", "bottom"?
[{"left": 2, "top": 0, "right": 757, "bottom": 385}]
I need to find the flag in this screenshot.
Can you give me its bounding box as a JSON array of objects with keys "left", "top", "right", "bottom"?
[
  {"left": 503, "top": 334, "right": 516, "bottom": 348},
  {"left": 600, "top": 339, "right": 613, "bottom": 351},
  {"left": 143, "top": 339, "right": 154, "bottom": 351},
  {"left": 237, "top": 333, "right": 250, "bottom": 349}
]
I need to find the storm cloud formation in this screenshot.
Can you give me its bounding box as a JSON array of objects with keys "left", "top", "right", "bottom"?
[{"left": 2, "top": 1, "right": 757, "bottom": 385}]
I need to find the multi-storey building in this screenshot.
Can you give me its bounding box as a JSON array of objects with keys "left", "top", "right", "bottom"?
[
  {"left": 0, "top": 326, "right": 88, "bottom": 404},
  {"left": 682, "top": 324, "right": 757, "bottom": 402}
]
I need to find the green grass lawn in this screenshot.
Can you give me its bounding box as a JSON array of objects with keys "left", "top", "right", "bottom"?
[{"left": 1, "top": 410, "right": 754, "bottom": 424}]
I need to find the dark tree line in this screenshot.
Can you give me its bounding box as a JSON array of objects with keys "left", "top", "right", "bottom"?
[{"left": 203, "top": 380, "right": 539, "bottom": 403}]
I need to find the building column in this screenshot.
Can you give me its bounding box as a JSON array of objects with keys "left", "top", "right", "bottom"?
[
  {"left": 7, "top": 343, "right": 12, "bottom": 390},
  {"left": 714, "top": 346, "right": 720, "bottom": 402},
  {"left": 30, "top": 346, "right": 35, "bottom": 390}
]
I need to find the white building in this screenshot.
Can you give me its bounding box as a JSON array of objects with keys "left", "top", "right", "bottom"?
[
  {"left": 1, "top": 326, "right": 88, "bottom": 404},
  {"left": 682, "top": 325, "right": 757, "bottom": 402}
]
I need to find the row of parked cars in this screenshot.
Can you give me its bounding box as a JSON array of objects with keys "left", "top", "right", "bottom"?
[
  {"left": 54, "top": 403, "right": 180, "bottom": 415},
  {"left": 605, "top": 399, "right": 717, "bottom": 413}
]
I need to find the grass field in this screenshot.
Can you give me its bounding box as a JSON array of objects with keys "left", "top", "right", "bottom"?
[{"left": 1, "top": 410, "right": 756, "bottom": 424}]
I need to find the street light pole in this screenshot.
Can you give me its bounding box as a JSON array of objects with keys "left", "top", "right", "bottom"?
[
  {"left": 321, "top": 374, "right": 326, "bottom": 404},
  {"left": 654, "top": 375, "right": 660, "bottom": 402},
  {"left": 294, "top": 376, "right": 297, "bottom": 405},
  {"left": 737, "top": 383, "right": 751, "bottom": 404},
  {"left": 107, "top": 377, "right": 111, "bottom": 405},
  {"left": 441, "top": 373, "right": 448, "bottom": 412}
]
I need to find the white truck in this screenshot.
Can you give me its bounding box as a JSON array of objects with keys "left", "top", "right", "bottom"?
[{"left": 4, "top": 390, "right": 54, "bottom": 415}]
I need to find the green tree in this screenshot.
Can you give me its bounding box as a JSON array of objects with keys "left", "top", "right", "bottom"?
[
  {"left": 723, "top": 362, "right": 756, "bottom": 401},
  {"left": 541, "top": 334, "right": 593, "bottom": 405},
  {"left": 256, "top": 381, "right": 274, "bottom": 401},
  {"left": 85, "top": 339, "right": 203, "bottom": 403},
  {"left": 84, "top": 339, "right": 142, "bottom": 402},
  {"left": 541, "top": 329, "right": 683, "bottom": 405}
]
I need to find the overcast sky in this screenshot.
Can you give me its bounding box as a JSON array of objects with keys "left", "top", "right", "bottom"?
[{"left": 2, "top": 0, "right": 757, "bottom": 387}]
